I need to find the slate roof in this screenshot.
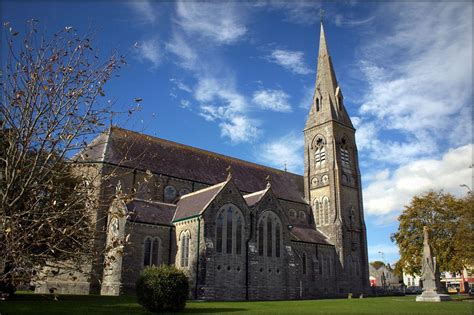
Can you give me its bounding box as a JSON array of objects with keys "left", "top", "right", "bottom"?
[
  {"left": 243, "top": 188, "right": 268, "bottom": 207},
  {"left": 82, "top": 127, "right": 306, "bottom": 204},
  {"left": 290, "top": 226, "right": 331, "bottom": 245},
  {"left": 173, "top": 181, "right": 227, "bottom": 221},
  {"left": 127, "top": 199, "right": 176, "bottom": 226}
]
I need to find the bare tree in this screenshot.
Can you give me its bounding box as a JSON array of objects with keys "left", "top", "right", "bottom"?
[{"left": 0, "top": 20, "right": 134, "bottom": 292}]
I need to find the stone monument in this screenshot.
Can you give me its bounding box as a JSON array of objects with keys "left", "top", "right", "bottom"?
[{"left": 416, "top": 226, "right": 451, "bottom": 302}]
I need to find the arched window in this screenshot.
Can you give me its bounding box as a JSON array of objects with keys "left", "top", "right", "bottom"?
[
  {"left": 314, "top": 137, "right": 326, "bottom": 168},
  {"left": 143, "top": 237, "right": 160, "bottom": 267},
  {"left": 216, "top": 212, "right": 223, "bottom": 253},
  {"left": 180, "top": 231, "right": 190, "bottom": 267},
  {"left": 215, "top": 204, "right": 244, "bottom": 255},
  {"left": 323, "top": 197, "right": 329, "bottom": 225},
  {"left": 340, "top": 138, "right": 351, "bottom": 169},
  {"left": 258, "top": 220, "right": 264, "bottom": 256},
  {"left": 298, "top": 211, "right": 306, "bottom": 223},
  {"left": 319, "top": 200, "right": 324, "bottom": 226},
  {"left": 236, "top": 216, "right": 242, "bottom": 255},
  {"left": 275, "top": 223, "right": 281, "bottom": 258},
  {"left": 257, "top": 211, "right": 282, "bottom": 258},
  {"left": 289, "top": 209, "right": 297, "bottom": 219},
  {"left": 302, "top": 253, "right": 307, "bottom": 274},
  {"left": 164, "top": 185, "right": 177, "bottom": 202}
]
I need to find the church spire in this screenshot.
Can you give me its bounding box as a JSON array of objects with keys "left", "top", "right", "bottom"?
[{"left": 305, "top": 22, "right": 354, "bottom": 130}]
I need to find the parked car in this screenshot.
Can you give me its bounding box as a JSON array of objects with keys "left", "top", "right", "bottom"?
[{"left": 469, "top": 287, "right": 474, "bottom": 296}]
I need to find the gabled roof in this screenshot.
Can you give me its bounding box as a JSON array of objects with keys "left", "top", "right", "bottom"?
[
  {"left": 81, "top": 127, "right": 306, "bottom": 204},
  {"left": 290, "top": 226, "right": 331, "bottom": 245},
  {"left": 173, "top": 181, "right": 227, "bottom": 222},
  {"left": 127, "top": 199, "right": 176, "bottom": 226},
  {"left": 243, "top": 185, "right": 269, "bottom": 207}
]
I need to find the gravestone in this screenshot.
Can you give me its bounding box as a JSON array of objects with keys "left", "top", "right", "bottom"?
[{"left": 416, "top": 226, "right": 451, "bottom": 302}]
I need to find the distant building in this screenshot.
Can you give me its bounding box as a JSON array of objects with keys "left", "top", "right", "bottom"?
[
  {"left": 370, "top": 263, "right": 400, "bottom": 287},
  {"left": 403, "top": 273, "right": 420, "bottom": 287}
]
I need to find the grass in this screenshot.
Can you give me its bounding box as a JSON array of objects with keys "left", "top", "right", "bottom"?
[{"left": 0, "top": 292, "right": 472, "bottom": 314}]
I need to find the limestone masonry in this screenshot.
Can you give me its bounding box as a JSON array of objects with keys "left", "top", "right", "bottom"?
[{"left": 36, "top": 22, "right": 370, "bottom": 300}]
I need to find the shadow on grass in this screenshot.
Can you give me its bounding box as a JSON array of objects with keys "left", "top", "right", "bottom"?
[{"left": 179, "top": 308, "right": 247, "bottom": 314}]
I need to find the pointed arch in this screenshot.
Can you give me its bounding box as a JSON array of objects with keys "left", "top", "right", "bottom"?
[
  {"left": 143, "top": 237, "right": 161, "bottom": 267},
  {"left": 179, "top": 230, "right": 190, "bottom": 267},
  {"left": 215, "top": 204, "right": 244, "bottom": 256},
  {"left": 312, "top": 135, "right": 327, "bottom": 168},
  {"left": 257, "top": 211, "right": 283, "bottom": 258},
  {"left": 340, "top": 137, "right": 351, "bottom": 169},
  {"left": 323, "top": 197, "right": 329, "bottom": 225}
]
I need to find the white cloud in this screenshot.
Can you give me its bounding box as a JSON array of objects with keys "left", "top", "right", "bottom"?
[
  {"left": 268, "top": 49, "right": 311, "bottom": 75},
  {"left": 252, "top": 89, "right": 292, "bottom": 112},
  {"left": 220, "top": 116, "right": 261, "bottom": 143},
  {"left": 165, "top": 33, "right": 198, "bottom": 70},
  {"left": 128, "top": 0, "right": 157, "bottom": 24},
  {"left": 256, "top": 132, "right": 304, "bottom": 173},
  {"left": 363, "top": 144, "right": 473, "bottom": 218},
  {"left": 257, "top": 1, "right": 321, "bottom": 25},
  {"left": 176, "top": 1, "right": 246, "bottom": 44},
  {"left": 194, "top": 78, "right": 260, "bottom": 143},
  {"left": 136, "top": 38, "right": 161, "bottom": 68},
  {"left": 180, "top": 100, "right": 190, "bottom": 109},
  {"left": 334, "top": 14, "right": 375, "bottom": 27},
  {"left": 358, "top": 2, "right": 473, "bottom": 155},
  {"left": 170, "top": 78, "right": 192, "bottom": 93}
]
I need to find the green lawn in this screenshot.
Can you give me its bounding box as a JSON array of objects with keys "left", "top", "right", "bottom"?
[{"left": 0, "top": 293, "right": 472, "bottom": 314}]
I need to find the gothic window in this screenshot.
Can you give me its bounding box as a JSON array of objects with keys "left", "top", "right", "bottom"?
[
  {"left": 314, "top": 137, "right": 326, "bottom": 168},
  {"left": 216, "top": 212, "right": 223, "bottom": 253},
  {"left": 215, "top": 204, "right": 244, "bottom": 255},
  {"left": 314, "top": 200, "right": 321, "bottom": 226},
  {"left": 258, "top": 220, "right": 264, "bottom": 256},
  {"left": 289, "top": 209, "right": 297, "bottom": 219},
  {"left": 226, "top": 207, "right": 233, "bottom": 254},
  {"left": 302, "top": 253, "right": 307, "bottom": 274},
  {"left": 298, "top": 211, "right": 306, "bottom": 223},
  {"left": 236, "top": 216, "right": 242, "bottom": 255},
  {"left": 267, "top": 216, "right": 273, "bottom": 257},
  {"left": 340, "top": 138, "right": 351, "bottom": 169},
  {"left": 180, "top": 231, "right": 190, "bottom": 267},
  {"left": 323, "top": 197, "right": 330, "bottom": 225},
  {"left": 319, "top": 200, "right": 324, "bottom": 226},
  {"left": 143, "top": 237, "right": 160, "bottom": 267},
  {"left": 257, "top": 211, "right": 282, "bottom": 258},
  {"left": 275, "top": 223, "right": 281, "bottom": 258},
  {"left": 164, "top": 185, "right": 177, "bottom": 202}
]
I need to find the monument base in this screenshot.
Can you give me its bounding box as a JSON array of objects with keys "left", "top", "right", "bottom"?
[{"left": 416, "top": 291, "right": 452, "bottom": 302}]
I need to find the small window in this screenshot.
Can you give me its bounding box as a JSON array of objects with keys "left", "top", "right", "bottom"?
[
  {"left": 298, "top": 211, "right": 306, "bottom": 223},
  {"left": 314, "top": 137, "right": 326, "bottom": 168},
  {"left": 340, "top": 138, "right": 351, "bottom": 169},
  {"left": 143, "top": 237, "right": 160, "bottom": 267},
  {"left": 164, "top": 185, "right": 177, "bottom": 202},
  {"left": 289, "top": 209, "right": 297, "bottom": 218},
  {"left": 180, "top": 231, "right": 190, "bottom": 267},
  {"left": 316, "top": 98, "right": 320, "bottom": 112},
  {"left": 179, "top": 188, "right": 190, "bottom": 196}
]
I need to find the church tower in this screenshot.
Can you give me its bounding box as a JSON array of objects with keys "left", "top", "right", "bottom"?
[{"left": 304, "top": 22, "right": 369, "bottom": 292}]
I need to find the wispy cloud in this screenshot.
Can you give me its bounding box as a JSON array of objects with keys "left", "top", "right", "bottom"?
[
  {"left": 176, "top": 1, "right": 247, "bottom": 44},
  {"left": 267, "top": 49, "right": 312, "bottom": 75},
  {"left": 136, "top": 38, "right": 161, "bottom": 68},
  {"left": 252, "top": 89, "right": 292, "bottom": 112},
  {"left": 257, "top": 1, "right": 321, "bottom": 25},
  {"left": 128, "top": 0, "right": 157, "bottom": 24},
  {"left": 256, "top": 132, "right": 304, "bottom": 173},
  {"left": 334, "top": 14, "right": 375, "bottom": 27},
  {"left": 165, "top": 32, "right": 199, "bottom": 70},
  {"left": 363, "top": 144, "right": 473, "bottom": 218},
  {"left": 195, "top": 78, "right": 260, "bottom": 143}
]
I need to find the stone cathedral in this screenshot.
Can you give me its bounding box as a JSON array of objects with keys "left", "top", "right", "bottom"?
[{"left": 36, "top": 23, "right": 370, "bottom": 300}]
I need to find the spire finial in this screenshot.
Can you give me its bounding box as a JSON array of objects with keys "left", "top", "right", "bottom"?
[
  {"left": 319, "top": 8, "right": 325, "bottom": 23},
  {"left": 226, "top": 165, "right": 232, "bottom": 181},
  {"left": 265, "top": 174, "right": 271, "bottom": 189}
]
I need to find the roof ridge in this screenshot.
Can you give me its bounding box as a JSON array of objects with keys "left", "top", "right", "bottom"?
[
  {"left": 132, "top": 198, "right": 177, "bottom": 207},
  {"left": 178, "top": 181, "right": 226, "bottom": 200},
  {"left": 110, "top": 126, "right": 302, "bottom": 177}
]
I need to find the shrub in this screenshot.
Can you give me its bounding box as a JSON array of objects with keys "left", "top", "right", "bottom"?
[{"left": 136, "top": 265, "right": 189, "bottom": 313}]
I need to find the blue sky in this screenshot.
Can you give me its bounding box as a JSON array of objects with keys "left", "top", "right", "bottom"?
[{"left": 2, "top": 1, "right": 472, "bottom": 265}]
